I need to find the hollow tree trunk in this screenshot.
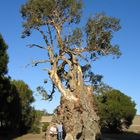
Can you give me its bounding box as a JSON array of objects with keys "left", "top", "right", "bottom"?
[{"left": 50, "top": 85, "right": 102, "bottom": 140}]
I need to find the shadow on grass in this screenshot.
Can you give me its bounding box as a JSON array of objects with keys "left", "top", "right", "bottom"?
[{"left": 102, "top": 131, "right": 140, "bottom": 140}]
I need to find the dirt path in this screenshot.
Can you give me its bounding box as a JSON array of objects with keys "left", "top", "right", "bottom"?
[
  {"left": 1, "top": 132, "right": 140, "bottom": 140},
  {"left": 14, "top": 133, "right": 45, "bottom": 140},
  {"left": 0, "top": 133, "right": 45, "bottom": 140}
]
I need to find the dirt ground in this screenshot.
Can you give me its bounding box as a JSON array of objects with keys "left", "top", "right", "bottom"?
[
  {"left": 103, "top": 132, "right": 140, "bottom": 140},
  {"left": 0, "top": 133, "right": 45, "bottom": 140},
  {"left": 0, "top": 132, "right": 140, "bottom": 140},
  {"left": 14, "top": 133, "right": 44, "bottom": 140}
]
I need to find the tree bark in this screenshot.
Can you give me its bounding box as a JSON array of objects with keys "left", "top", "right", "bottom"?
[
  {"left": 50, "top": 85, "right": 102, "bottom": 140},
  {"left": 47, "top": 55, "right": 102, "bottom": 140}
]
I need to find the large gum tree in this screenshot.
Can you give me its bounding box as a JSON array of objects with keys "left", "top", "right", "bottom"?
[{"left": 20, "top": 0, "right": 121, "bottom": 139}]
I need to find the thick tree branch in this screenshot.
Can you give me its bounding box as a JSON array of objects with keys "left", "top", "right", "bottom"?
[
  {"left": 47, "top": 46, "right": 54, "bottom": 64},
  {"left": 52, "top": 21, "right": 65, "bottom": 49},
  {"left": 47, "top": 25, "right": 54, "bottom": 49},
  {"left": 49, "top": 69, "right": 77, "bottom": 101},
  {"left": 53, "top": 55, "right": 72, "bottom": 73}
]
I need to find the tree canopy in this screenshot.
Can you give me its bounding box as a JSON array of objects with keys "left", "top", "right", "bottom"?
[
  {"left": 0, "top": 77, "right": 21, "bottom": 134},
  {"left": 96, "top": 89, "right": 136, "bottom": 132},
  {"left": 11, "top": 80, "right": 35, "bottom": 133},
  {"left": 21, "top": 0, "right": 121, "bottom": 101},
  {"left": 0, "top": 34, "right": 8, "bottom": 76},
  {"left": 0, "top": 78, "right": 36, "bottom": 134}
]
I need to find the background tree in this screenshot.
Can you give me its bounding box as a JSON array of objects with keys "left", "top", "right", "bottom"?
[
  {"left": 21, "top": 0, "right": 121, "bottom": 139},
  {"left": 25, "top": 109, "right": 41, "bottom": 134},
  {"left": 11, "top": 80, "right": 35, "bottom": 134},
  {"left": 0, "top": 34, "right": 37, "bottom": 135},
  {"left": 0, "top": 34, "right": 21, "bottom": 134},
  {"left": 29, "top": 109, "right": 50, "bottom": 134},
  {"left": 96, "top": 89, "right": 136, "bottom": 132},
  {"left": 0, "top": 77, "right": 21, "bottom": 134},
  {"left": 0, "top": 34, "right": 8, "bottom": 76}
]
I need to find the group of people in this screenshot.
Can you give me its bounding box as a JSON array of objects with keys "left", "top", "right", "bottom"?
[{"left": 47, "top": 122, "right": 65, "bottom": 140}]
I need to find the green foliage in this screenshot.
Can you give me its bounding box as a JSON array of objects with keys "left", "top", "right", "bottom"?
[
  {"left": 21, "top": 0, "right": 82, "bottom": 38},
  {"left": 0, "top": 77, "right": 21, "bottom": 134},
  {"left": 85, "top": 13, "right": 121, "bottom": 59},
  {"left": 12, "top": 80, "right": 34, "bottom": 106},
  {"left": 11, "top": 80, "right": 35, "bottom": 133},
  {"left": 42, "top": 122, "right": 50, "bottom": 132},
  {"left": 0, "top": 78, "right": 37, "bottom": 134},
  {"left": 20, "top": 1, "right": 122, "bottom": 100},
  {"left": 0, "top": 34, "right": 9, "bottom": 76},
  {"left": 0, "top": 35, "right": 21, "bottom": 134},
  {"left": 64, "top": 27, "right": 83, "bottom": 48},
  {"left": 37, "top": 86, "right": 50, "bottom": 100},
  {"left": 28, "top": 110, "right": 42, "bottom": 134},
  {"left": 0, "top": 33, "right": 38, "bottom": 135},
  {"left": 94, "top": 82, "right": 113, "bottom": 95},
  {"left": 29, "top": 110, "right": 52, "bottom": 134},
  {"left": 96, "top": 89, "right": 136, "bottom": 132}
]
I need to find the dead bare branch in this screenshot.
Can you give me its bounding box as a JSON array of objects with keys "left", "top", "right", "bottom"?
[
  {"left": 32, "top": 60, "right": 50, "bottom": 66},
  {"left": 27, "top": 44, "right": 47, "bottom": 50}
]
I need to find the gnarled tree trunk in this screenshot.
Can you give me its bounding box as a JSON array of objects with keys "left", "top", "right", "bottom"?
[
  {"left": 47, "top": 55, "right": 102, "bottom": 140},
  {"left": 50, "top": 86, "right": 101, "bottom": 140}
]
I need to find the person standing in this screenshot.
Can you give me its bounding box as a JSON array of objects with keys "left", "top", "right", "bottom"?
[{"left": 56, "top": 123, "right": 63, "bottom": 140}]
